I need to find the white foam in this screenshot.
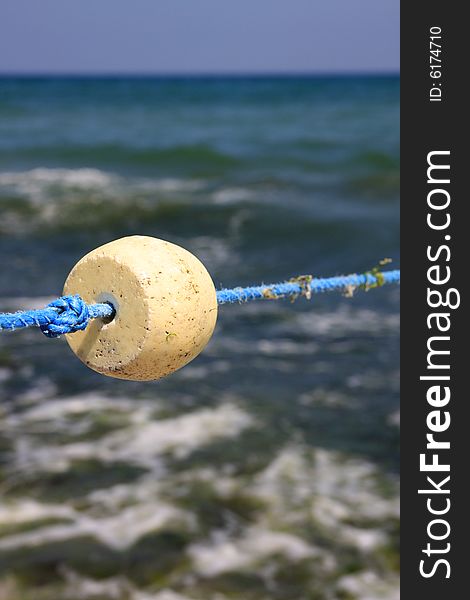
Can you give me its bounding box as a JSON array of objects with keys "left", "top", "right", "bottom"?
[
  {"left": 189, "top": 527, "right": 315, "bottom": 576},
  {"left": 0, "top": 498, "right": 188, "bottom": 552},
  {"left": 0, "top": 498, "right": 75, "bottom": 525},
  {"left": 12, "top": 393, "right": 149, "bottom": 422},
  {"left": 0, "top": 168, "right": 115, "bottom": 205},
  {"left": 0, "top": 168, "right": 113, "bottom": 188},
  {"left": 0, "top": 388, "right": 398, "bottom": 594},
  {"left": 149, "top": 592, "right": 195, "bottom": 600},
  {"left": 138, "top": 178, "right": 205, "bottom": 193},
  {"left": 102, "top": 403, "right": 253, "bottom": 465},
  {"left": 4, "top": 401, "right": 253, "bottom": 473},
  {"left": 212, "top": 187, "right": 252, "bottom": 205},
  {"left": 251, "top": 445, "right": 398, "bottom": 552},
  {"left": 297, "top": 387, "right": 352, "bottom": 408},
  {"left": 0, "top": 168, "right": 205, "bottom": 204},
  {"left": 253, "top": 446, "right": 315, "bottom": 515},
  {"left": 61, "top": 569, "right": 195, "bottom": 600},
  {"left": 337, "top": 570, "right": 399, "bottom": 600}
]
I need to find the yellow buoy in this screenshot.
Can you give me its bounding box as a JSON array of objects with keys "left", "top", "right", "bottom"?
[{"left": 63, "top": 235, "right": 217, "bottom": 381}]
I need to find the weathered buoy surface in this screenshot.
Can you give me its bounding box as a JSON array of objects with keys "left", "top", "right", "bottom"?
[{"left": 63, "top": 236, "right": 218, "bottom": 381}]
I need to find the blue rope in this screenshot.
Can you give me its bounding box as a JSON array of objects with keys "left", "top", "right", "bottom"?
[
  {"left": 0, "top": 270, "right": 400, "bottom": 337},
  {"left": 216, "top": 269, "right": 400, "bottom": 304}
]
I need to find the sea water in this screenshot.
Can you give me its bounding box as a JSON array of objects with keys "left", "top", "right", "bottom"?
[{"left": 0, "top": 76, "right": 399, "bottom": 600}]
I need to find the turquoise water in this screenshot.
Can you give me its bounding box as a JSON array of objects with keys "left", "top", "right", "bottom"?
[{"left": 0, "top": 76, "right": 399, "bottom": 599}]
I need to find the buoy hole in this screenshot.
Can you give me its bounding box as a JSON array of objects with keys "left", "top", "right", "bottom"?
[
  {"left": 102, "top": 301, "right": 116, "bottom": 324},
  {"left": 96, "top": 292, "right": 119, "bottom": 325}
]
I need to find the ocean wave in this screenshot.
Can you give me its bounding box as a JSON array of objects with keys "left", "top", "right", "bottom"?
[
  {"left": 0, "top": 168, "right": 217, "bottom": 238},
  {"left": 0, "top": 143, "right": 240, "bottom": 171},
  {"left": 0, "top": 167, "right": 114, "bottom": 190},
  {"left": 0, "top": 167, "right": 205, "bottom": 202},
  {"left": 0, "top": 169, "right": 383, "bottom": 252}
]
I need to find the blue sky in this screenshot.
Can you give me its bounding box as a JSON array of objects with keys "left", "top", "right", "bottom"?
[{"left": 0, "top": 0, "right": 399, "bottom": 74}]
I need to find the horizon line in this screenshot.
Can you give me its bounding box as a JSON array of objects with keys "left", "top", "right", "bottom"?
[{"left": 0, "top": 70, "right": 399, "bottom": 79}]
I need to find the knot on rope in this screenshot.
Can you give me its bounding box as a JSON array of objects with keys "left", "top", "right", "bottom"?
[{"left": 40, "top": 295, "right": 90, "bottom": 338}]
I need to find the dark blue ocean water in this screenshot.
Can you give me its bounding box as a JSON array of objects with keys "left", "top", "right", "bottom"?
[{"left": 0, "top": 76, "right": 399, "bottom": 600}]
